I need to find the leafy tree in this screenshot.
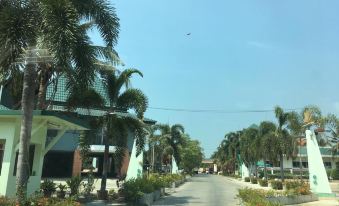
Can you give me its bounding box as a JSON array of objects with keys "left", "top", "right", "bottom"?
[
  {"left": 258, "top": 121, "right": 276, "bottom": 180},
  {"left": 156, "top": 124, "right": 185, "bottom": 171},
  {"left": 0, "top": 0, "right": 119, "bottom": 202},
  {"left": 180, "top": 136, "right": 204, "bottom": 174},
  {"left": 240, "top": 127, "right": 259, "bottom": 177}
]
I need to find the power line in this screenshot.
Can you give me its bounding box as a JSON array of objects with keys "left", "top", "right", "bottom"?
[{"left": 148, "top": 106, "right": 302, "bottom": 114}]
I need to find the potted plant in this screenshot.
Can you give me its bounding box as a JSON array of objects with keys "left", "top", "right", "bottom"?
[
  {"left": 56, "top": 184, "right": 67, "bottom": 198},
  {"left": 41, "top": 179, "right": 56, "bottom": 197}
]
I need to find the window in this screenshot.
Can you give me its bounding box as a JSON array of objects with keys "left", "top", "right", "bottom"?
[
  {"left": 0, "top": 140, "right": 5, "bottom": 175},
  {"left": 292, "top": 161, "right": 300, "bottom": 168},
  {"left": 302, "top": 162, "right": 308, "bottom": 168},
  {"left": 324, "top": 162, "right": 332, "bottom": 168},
  {"left": 13, "top": 145, "right": 35, "bottom": 176}
]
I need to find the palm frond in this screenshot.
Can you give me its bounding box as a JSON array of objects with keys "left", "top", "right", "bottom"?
[
  {"left": 93, "top": 45, "right": 123, "bottom": 66},
  {"left": 117, "top": 88, "right": 148, "bottom": 118},
  {"left": 116, "top": 68, "right": 143, "bottom": 90},
  {"left": 70, "top": 0, "right": 120, "bottom": 47}
]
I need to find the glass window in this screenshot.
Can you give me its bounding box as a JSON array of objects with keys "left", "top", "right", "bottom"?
[
  {"left": 324, "top": 162, "right": 332, "bottom": 168},
  {"left": 0, "top": 140, "right": 5, "bottom": 175},
  {"left": 292, "top": 161, "right": 300, "bottom": 168}
]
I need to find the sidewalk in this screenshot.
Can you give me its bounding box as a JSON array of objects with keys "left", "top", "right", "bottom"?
[{"left": 222, "top": 176, "right": 339, "bottom": 206}]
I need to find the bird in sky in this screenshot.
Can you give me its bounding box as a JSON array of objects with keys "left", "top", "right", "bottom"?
[{"left": 186, "top": 33, "right": 191, "bottom": 36}]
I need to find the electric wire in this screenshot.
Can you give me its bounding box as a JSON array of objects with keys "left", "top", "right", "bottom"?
[{"left": 148, "top": 106, "right": 303, "bottom": 114}]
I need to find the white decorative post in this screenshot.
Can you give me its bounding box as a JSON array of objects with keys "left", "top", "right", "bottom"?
[
  {"left": 241, "top": 163, "right": 249, "bottom": 180},
  {"left": 305, "top": 130, "right": 332, "bottom": 194},
  {"left": 171, "top": 156, "right": 178, "bottom": 174},
  {"left": 126, "top": 139, "right": 143, "bottom": 180}
]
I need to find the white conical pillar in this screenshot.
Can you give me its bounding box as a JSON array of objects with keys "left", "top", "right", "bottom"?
[
  {"left": 126, "top": 139, "right": 143, "bottom": 180},
  {"left": 305, "top": 130, "right": 332, "bottom": 194},
  {"left": 241, "top": 163, "right": 249, "bottom": 180},
  {"left": 171, "top": 156, "right": 178, "bottom": 174}
]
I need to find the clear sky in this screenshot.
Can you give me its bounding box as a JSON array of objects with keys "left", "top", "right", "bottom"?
[{"left": 90, "top": 0, "right": 339, "bottom": 157}]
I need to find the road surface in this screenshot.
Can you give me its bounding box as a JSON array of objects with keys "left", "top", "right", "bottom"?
[{"left": 154, "top": 174, "right": 242, "bottom": 206}]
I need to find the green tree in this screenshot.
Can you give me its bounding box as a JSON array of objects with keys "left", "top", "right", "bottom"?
[
  {"left": 0, "top": 0, "right": 119, "bottom": 202},
  {"left": 258, "top": 121, "right": 276, "bottom": 180},
  {"left": 240, "top": 127, "right": 259, "bottom": 177},
  {"left": 98, "top": 69, "right": 148, "bottom": 197},
  {"left": 180, "top": 136, "right": 204, "bottom": 174},
  {"left": 155, "top": 124, "right": 185, "bottom": 172}
]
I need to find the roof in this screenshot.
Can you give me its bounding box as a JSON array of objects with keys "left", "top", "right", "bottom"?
[
  {"left": 0, "top": 109, "right": 89, "bottom": 129},
  {"left": 46, "top": 76, "right": 156, "bottom": 125},
  {"left": 46, "top": 76, "right": 110, "bottom": 107}
]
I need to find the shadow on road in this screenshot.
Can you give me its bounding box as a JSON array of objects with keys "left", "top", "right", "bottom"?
[{"left": 153, "top": 195, "right": 202, "bottom": 205}]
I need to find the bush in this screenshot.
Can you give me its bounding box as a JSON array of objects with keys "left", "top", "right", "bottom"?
[
  {"left": 331, "top": 162, "right": 339, "bottom": 180},
  {"left": 0, "top": 196, "right": 81, "bottom": 206},
  {"left": 66, "top": 176, "right": 83, "bottom": 196},
  {"left": 237, "top": 188, "right": 282, "bottom": 206},
  {"left": 284, "top": 181, "right": 310, "bottom": 195},
  {"left": 0, "top": 196, "right": 15, "bottom": 206},
  {"left": 41, "top": 179, "right": 56, "bottom": 197},
  {"left": 122, "top": 178, "right": 145, "bottom": 202},
  {"left": 259, "top": 179, "right": 268, "bottom": 187},
  {"left": 109, "top": 189, "right": 119, "bottom": 200},
  {"left": 244, "top": 177, "right": 250, "bottom": 182},
  {"left": 251, "top": 178, "right": 258, "bottom": 184},
  {"left": 270, "top": 180, "right": 283, "bottom": 190}
]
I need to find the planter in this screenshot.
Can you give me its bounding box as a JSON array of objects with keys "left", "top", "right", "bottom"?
[
  {"left": 97, "top": 190, "right": 108, "bottom": 200},
  {"left": 56, "top": 191, "right": 66, "bottom": 199},
  {"left": 171, "top": 182, "right": 176, "bottom": 188},
  {"left": 266, "top": 194, "right": 318, "bottom": 205},
  {"left": 160, "top": 188, "right": 165, "bottom": 196},
  {"left": 175, "top": 180, "right": 181, "bottom": 187},
  {"left": 139, "top": 192, "right": 154, "bottom": 206},
  {"left": 153, "top": 190, "right": 161, "bottom": 201}
]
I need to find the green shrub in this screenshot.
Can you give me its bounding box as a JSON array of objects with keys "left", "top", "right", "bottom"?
[
  {"left": 244, "top": 177, "right": 250, "bottom": 182},
  {"left": 109, "top": 189, "right": 119, "bottom": 200},
  {"left": 66, "top": 176, "right": 83, "bottom": 196},
  {"left": 122, "top": 178, "right": 144, "bottom": 202},
  {"left": 270, "top": 180, "right": 283, "bottom": 190},
  {"left": 41, "top": 179, "right": 56, "bottom": 197},
  {"left": 0, "top": 196, "right": 15, "bottom": 206},
  {"left": 237, "top": 188, "right": 282, "bottom": 206},
  {"left": 331, "top": 162, "right": 339, "bottom": 180},
  {"left": 251, "top": 178, "right": 258, "bottom": 184},
  {"left": 259, "top": 179, "right": 268, "bottom": 187},
  {"left": 284, "top": 181, "right": 310, "bottom": 195}
]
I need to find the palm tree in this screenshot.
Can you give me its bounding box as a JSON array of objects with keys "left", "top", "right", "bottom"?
[
  {"left": 258, "top": 121, "right": 276, "bottom": 180},
  {"left": 156, "top": 124, "right": 185, "bottom": 172},
  {"left": 274, "top": 106, "right": 295, "bottom": 182},
  {"left": 240, "top": 127, "right": 259, "bottom": 177},
  {"left": 98, "top": 69, "right": 148, "bottom": 197},
  {"left": 0, "top": 1, "right": 119, "bottom": 202}
]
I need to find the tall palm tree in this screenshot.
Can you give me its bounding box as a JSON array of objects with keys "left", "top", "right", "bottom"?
[
  {"left": 258, "top": 121, "right": 276, "bottom": 180},
  {"left": 156, "top": 124, "right": 185, "bottom": 171},
  {"left": 240, "top": 127, "right": 259, "bottom": 177},
  {"left": 274, "top": 106, "right": 293, "bottom": 182},
  {"left": 98, "top": 69, "right": 148, "bottom": 197},
  {"left": 0, "top": 1, "right": 119, "bottom": 202}
]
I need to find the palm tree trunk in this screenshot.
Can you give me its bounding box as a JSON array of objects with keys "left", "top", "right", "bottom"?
[
  {"left": 280, "top": 154, "right": 284, "bottom": 182},
  {"left": 264, "top": 156, "right": 267, "bottom": 181},
  {"left": 37, "top": 69, "right": 48, "bottom": 110},
  {"left": 100, "top": 124, "right": 109, "bottom": 196},
  {"left": 16, "top": 63, "right": 37, "bottom": 204}
]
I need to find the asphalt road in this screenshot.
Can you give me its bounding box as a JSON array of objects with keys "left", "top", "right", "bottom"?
[{"left": 153, "top": 174, "right": 242, "bottom": 206}]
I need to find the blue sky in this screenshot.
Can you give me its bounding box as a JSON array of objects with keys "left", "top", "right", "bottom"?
[{"left": 90, "top": 0, "right": 339, "bottom": 157}]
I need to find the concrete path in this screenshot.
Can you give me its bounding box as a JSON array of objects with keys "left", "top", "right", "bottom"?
[{"left": 153, "top": 174, "right": 242, "bottom": 206}]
